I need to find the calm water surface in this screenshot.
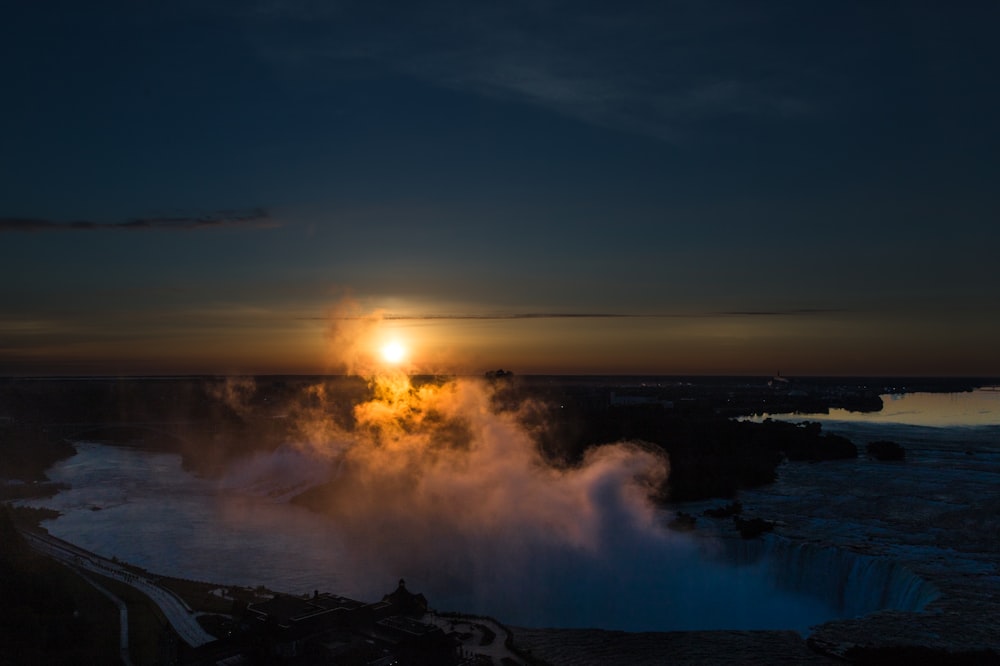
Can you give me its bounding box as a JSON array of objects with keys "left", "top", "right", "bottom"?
[
  {"left": 36, "top": 443, "right": 355, "bottom": 596},
  {"left": 756, "top": 388, "right": 1000, "bottom": 427}
]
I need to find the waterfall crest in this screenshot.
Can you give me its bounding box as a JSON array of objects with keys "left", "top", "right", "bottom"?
[{"left": 722, "top": 536, "right": 940, "bottom": 618}]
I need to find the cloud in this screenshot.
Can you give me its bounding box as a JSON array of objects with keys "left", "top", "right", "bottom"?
[
  {"left": 383, "top": 313, "right": 641, "bottom": 320},
  {"left": 0, "top": 208, "right": 277, "bottom": 233},
  {"left": 231, "top": 1, "right": 816, "bottom": 142},
  {"left": 315, "top": 309, "right": 844, "bottom": 321},
  {"left": 720, "top": 309, "right": 845, "bottom": 317},
  {"left": 323, "top": 298, "right": 389, "bottom": 376}
]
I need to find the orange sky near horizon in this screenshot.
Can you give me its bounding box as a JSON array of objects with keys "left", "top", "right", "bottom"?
[{"left": 4, "top": 304, "right": 998, "bottom": 377}]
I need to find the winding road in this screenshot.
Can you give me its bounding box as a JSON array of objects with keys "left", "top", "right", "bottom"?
[{"left": 21, "top": 530, "right": 216, "bottom": 647}]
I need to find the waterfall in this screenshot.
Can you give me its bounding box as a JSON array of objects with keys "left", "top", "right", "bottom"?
[{"left": 720, "top": 536, "right": 940, "bottom": 618}]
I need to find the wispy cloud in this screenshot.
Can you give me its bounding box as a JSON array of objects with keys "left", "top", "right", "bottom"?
[
  {"left": 382, "top": 313, "right": 641, "bottom": 320},
  {"left": 317, "top": 309, "right": 843, "bottom": 321},
  {"left": 233, "top": 1, "right": 816, "bottom": 142},
  {"left": 0, "top": 208, "right": 277, "bottom": 233},
  {"left": 719, "top": 309, "right": 845, "bottom": 317}
]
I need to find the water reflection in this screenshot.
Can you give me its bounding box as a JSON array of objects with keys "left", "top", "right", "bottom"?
[
  {"left": 758, "top": 388, "right": 1000, "bottom": 427},
  {"left": 32, "top": 442, "right": 355, "bottom": 597}
]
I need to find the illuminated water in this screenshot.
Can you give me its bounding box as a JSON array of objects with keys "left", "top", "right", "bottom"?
[
  {"left": 34, "top": 442, "right": 355, "bottom": 595},
  {"left": 754, "top": 387, "right": 1000, "bottom": 427}
]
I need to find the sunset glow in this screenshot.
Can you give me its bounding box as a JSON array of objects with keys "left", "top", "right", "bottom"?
[
  {"left": 381, "top": 341, "right": 406, "bottom": 365},
  {"left": 2, "top": 3, "right": 999, "bottom": 378},
  {"left": 5, "top": 4, "right": 1000, "bottom": 663}
]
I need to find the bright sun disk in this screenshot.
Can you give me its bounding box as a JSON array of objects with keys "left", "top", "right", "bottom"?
[{"left": 381, "top": 341, "right": 406, "bottom": 364}]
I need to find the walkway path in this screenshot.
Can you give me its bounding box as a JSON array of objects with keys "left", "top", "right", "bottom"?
[
  {"left": 79, "top": 571, "right": 134, "bottom": 666},
  {"left": 424, "top": 612, "right": 527, "bottom": 665}
]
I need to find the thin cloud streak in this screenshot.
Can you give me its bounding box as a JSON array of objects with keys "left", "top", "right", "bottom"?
[
  {"left": 314, "top": 309, "right": 845, "bottom": 321},
  {"left": 0, "top": 208, "right": 277, "bottom": 233},
  {"left": 719, "top": 309, "right": 846, "bottom": 317},
  {"left": 384, "top": 313, "right": 641, "bottom": 321}
]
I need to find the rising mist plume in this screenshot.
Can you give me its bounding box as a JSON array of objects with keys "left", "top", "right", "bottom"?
[{"left": 222, "top": 299, "right": 833, "bottom": 629}]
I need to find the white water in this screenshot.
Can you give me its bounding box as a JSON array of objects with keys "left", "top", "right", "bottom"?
[{"left": 722, "top": 537, "right": 939, "bottom": 617}]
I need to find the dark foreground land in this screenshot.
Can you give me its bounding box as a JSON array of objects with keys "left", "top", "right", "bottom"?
[{"left": 2, "top": 374, "right": 998, "bottom": 664}]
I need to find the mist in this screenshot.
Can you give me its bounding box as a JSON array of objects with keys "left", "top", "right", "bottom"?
[{"left": 215, "top": 306, "right": 840, "bottom": 631}]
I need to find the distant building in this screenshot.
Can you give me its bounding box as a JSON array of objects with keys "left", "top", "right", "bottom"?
[
  {"left": 243, "top": 592, "right": 369, "bottom": 661},
  {"left": 382, "top": 578, "right": 429, "bottom": 616},
  {"left": 239, "top": 581, "right": 453, "bottom": 664},
  {"left": 245, "top": 591, "right": 366, "bottom": 630}
]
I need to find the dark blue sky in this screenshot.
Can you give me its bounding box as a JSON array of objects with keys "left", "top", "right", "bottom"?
[{"left": 2, "top": 1, "right": 998, "bottom": 375}]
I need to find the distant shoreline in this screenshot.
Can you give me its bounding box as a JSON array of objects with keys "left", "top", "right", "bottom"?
[{"left": 2, "top": 373, "right": 997, "bottom": 390}]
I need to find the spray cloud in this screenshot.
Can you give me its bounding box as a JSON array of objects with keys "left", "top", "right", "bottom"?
[{"left": 224, "top": 300, "right": 835, "bottom": 629}]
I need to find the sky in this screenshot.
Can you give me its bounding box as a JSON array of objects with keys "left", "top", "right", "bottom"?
[{"left": 2, "top": 1, "right": 999, "bottom": 376}]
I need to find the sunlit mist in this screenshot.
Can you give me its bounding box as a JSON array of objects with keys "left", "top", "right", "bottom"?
[{"left": 215, "top": 300, "right": 845, "bottom": 629}]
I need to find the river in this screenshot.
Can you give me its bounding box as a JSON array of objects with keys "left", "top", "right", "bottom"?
[{"left": 25, "top": 389, "right": 997, "bottom": 632}]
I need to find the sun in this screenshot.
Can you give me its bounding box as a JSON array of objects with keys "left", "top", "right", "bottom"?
[{"left": 381, "top": 341, "right": 406, "bottom": 364}]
